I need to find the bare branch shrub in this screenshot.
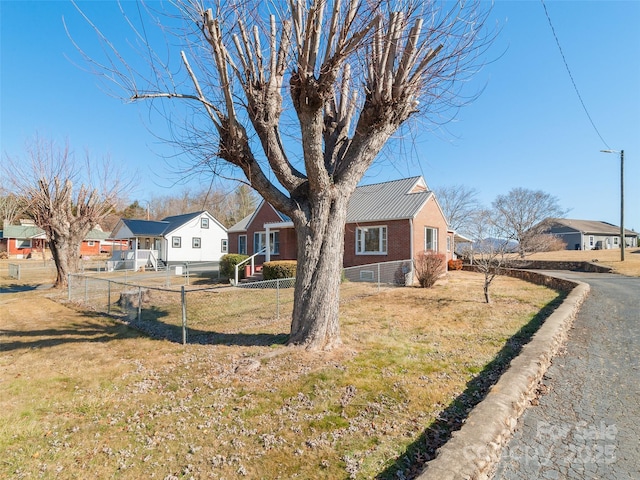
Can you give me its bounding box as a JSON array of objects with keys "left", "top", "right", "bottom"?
[{"left": 414, "top": 251, "right": 446, "bottom": 288}]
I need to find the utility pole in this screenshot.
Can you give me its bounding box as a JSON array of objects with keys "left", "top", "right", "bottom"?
[{"left": 601, "top": 149, "right": 625, "bottom": 261}]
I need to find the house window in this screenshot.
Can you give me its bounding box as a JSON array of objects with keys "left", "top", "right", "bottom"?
[
  {"left": 221, "top": 239, "right": 228, "bottom": 253},
  {"left": 192, "top": 237, "right": 201, "bottom": 249},
  {"left": 238, "top": 235, "right": 247, "bottom": 255},
  {"left": 425, "top": 227, "right": 438, "bottom": 251},
  {"left": 87, "top": 241, "right": 95, "bottom": 247},
  {"left": 446, "top": 236, "right": 451, "bottom": 252},
  {"left": 172, "top": 236, "right": 182, "bottom": 248},
  {"left": 614, "top": 237, "right": 619, "bottom": 245},
  {"left": 16, "top": 239, "right": 31, "bottom": 249},
  {"left": 589, "top": 236, "right": 594, "bottom": 247},
  {"left": 356, "top": 226, "right": 387, "bottom": 255},
  {"left": 201, "top": 217, "right": 209, "bottom": 229},
  {"left": 254, "top": 231, "right": 280, "bottom": 254}
]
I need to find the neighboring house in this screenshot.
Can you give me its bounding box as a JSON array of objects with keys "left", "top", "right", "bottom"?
[
  {"left": 228, "top": 176, "right": 453, "bottom": 271},
  {"left": 108, "top": 211, "right": 228, "bottom": 270},
  {"left": 0, "top": 222, "right": 47, "bottom": 258},
  {"left": 542, "top": 218, "right": 639, "bottom": 250},
  {"left": 0, "top": 220, "right": 111, "bottom": 258}
]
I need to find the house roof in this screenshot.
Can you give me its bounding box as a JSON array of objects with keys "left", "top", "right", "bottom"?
[
  {"left": 229, "top": 202, "right": 290, "bottom": 232},
  {"left": 547, "top": 218, "right": 638, "bottom": 236},
  {"left": 161, "top": 211, "right": 206, "bottom": 234},
  {"left": 120, "top": 219, "right": 170, "bottom": 237},
  {"left": 0, "top": 224, "right": 46, "bottom": 240},
  {"left": 346, "top": 176, "right": 432, "bottom": 223},
  {"left": 85, "top": 229, "right": 110, "bottom": 241},
  {"left": 0, "top": 224, "right": 111, "bottom": 241},
  {"left": 115, "top": 211, "right": 226, "bottom": 238},
  {"left": 228, "top": 177, "right": 435, "bottom": 232}
]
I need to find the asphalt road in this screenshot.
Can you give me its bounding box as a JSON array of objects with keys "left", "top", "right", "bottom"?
[{"left": 492, "top": 272, "right": 640, "bottom": 480}]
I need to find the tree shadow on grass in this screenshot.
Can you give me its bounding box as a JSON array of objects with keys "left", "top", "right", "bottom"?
[
  {"left": 119, "top": 305, "right": 289, "bottom": 347},
  {"left": 1, "top": 315, "right": 144, "bottom": 352},
  {"left": 0, "top": 283, "right": 54, "bottom": 294},
  {"left": 375, "top": 292, "right": 567, "bottom": 480}
]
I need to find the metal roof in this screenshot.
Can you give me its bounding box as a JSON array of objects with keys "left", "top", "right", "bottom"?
[
  {"left": 161, "top": 211, "right": 205, "bottom": 234},
  {"left": 121, "top": 219, "right": 170, "bottom": 236},
  {"left": 227, "top": 177, "right": 434, "bottom": 231},
  {"left": 346, "top": 176, "right": 432, "bottom": 223},
  {"left": 547, "top": 218, "right": 637, "bottom": 236},
  {"left": 0, "top": 225, "right": 46, "bottom": 239}
]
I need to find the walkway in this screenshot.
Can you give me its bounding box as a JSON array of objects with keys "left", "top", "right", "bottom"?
[{"left": 492, "top": 272, "right": 640, "bottom": 479}]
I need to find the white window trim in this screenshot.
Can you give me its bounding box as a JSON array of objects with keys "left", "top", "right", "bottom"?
[
  {"left": 356, "top": 225, "right": 387, "bottom": 255},
  {"left": 172, "top": 236, "right": 182, "bottom": 248},
  {"left": 221, "top": 239, "right": 228, "bottom": 253},
  {"left": 192, "top": 237, "right": 201, "bottom": 249},
  {"left": 424, "top": 227, "right": 438, "bottom": 252},
  {"left": 201, "top": 217, "right": 209, "bottom": 229}
]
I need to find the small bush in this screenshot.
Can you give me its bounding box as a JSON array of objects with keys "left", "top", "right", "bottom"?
[
  {"left": 448, "top": 259, "right": 463, "bottom": 270},
  {"left": 220, "top": 253, "right": 249, "bottom": 279},
  {"left": 263, "top": 260, "right": 297, "bottom": 280},
  {"left": 414, "top": 251, "right": 446, "bottom": 288}
]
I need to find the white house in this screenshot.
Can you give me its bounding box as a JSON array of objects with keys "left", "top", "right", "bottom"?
[{"left": 108, "top": 211, "right": 228, "bottom": 270}]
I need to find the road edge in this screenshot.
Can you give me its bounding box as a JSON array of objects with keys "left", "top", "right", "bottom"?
[{"left": 416, "top": 276, "right": 590, "bottom": 480}]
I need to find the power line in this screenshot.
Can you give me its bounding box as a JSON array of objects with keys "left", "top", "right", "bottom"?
[{"left": 540, "top": 0, "right": 611, "bottom": 149}]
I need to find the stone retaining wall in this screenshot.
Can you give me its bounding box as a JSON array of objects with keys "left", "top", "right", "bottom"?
[
  {"left": 503, "top": 260, "right": 612, "bottom": 273},
  {"left": 417, "top": 270, "right": 590, "bottom": 480}
]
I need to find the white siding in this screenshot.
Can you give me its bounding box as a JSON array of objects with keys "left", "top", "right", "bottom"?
[{"left": 164, "top": 213, "right": 228, "bottom": 263}]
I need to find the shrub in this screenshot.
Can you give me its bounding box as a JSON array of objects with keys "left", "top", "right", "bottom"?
[
  {"left": 448, "top": 259, "right": 463, "bottom": 271},
  {"left": 263, "top": 260, "right": 297, "bottom": 280},
  {"left": 220, "top": 253, "right": 249, "bottom": 279},
  {"left": 414, "top": 251, "right": 446, "bottom": 288}
]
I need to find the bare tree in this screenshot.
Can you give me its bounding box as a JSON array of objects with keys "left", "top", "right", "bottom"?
[
  {"left": 73, "top": 0, "right": 493, "bottom": 349},
  {"left": 433, "top": 184, "right": 481, "bottom": 233},
  {"left": 3, "top": 137, "right": 129, "bottom": 288},
  {"left": 0, "top": 187, "right": 27, "bottom": 225},
  {"left": 458, "top": 209, "right": 512, "bottom": 303},
  {"left": 492, "top": 188, "right": 567, "bottom": 258}
]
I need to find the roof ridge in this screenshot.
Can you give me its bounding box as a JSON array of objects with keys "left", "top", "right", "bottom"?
[{"left": 356, "top": 176, "right": 422, "bottom": 189}]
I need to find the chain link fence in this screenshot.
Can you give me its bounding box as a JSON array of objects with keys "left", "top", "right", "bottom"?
[{"left": 66, "top": 260, "right": 413, "bottom": 345}]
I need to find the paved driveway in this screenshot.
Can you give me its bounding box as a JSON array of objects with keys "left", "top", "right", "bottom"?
[{"left": 492, "top": 272, "right": 640, "bottom": 480}]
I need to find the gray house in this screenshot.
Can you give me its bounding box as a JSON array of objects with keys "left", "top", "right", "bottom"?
[{"left": 543, "top": 218, "right": 638, "bottom": 251}]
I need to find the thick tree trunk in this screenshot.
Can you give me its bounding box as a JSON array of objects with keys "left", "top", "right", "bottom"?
[
  {"left": 288, "top": 192, "right": 350, "bottom": 350},
  {"left": 49, "top": 234, "right": 70, "bottom": 288},
  {"left": 49, "top": 231, "right": 83, "bottom": 288}
]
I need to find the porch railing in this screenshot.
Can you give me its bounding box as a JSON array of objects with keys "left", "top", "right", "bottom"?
[{"left": 234, "top": 248, "right": 266, "bottom": 285}]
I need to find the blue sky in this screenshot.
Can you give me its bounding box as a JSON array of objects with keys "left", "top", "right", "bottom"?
[{"left": 1, "top": 1, "right": 639, "bottom": 231}]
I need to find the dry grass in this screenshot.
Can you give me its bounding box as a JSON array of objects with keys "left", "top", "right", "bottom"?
[
  {"left": 528, "top": 246, "right": 640, "bottom": 276},
  {"left": 1, "top": 271, "right": 561, "bottom": 479}
]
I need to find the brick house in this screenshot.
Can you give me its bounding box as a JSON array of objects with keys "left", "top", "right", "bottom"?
[
  {"left": 227, "top": 176, "right": 453, "bottom": 269},
  {"left": 0, "top": 220, "right": 110, "bottom": 258}
]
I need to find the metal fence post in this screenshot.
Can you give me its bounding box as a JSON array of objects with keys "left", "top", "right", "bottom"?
[
  {"left": 181, "top": 286, "right": 187, "bottom": 345},
  {"left": 84, "top": 276, "right": 88, "bottom": 303},
  {"left": 107, "top": 280, "right": 111, "bottom": 315},
  {"left": 137, "top": 286, "right": 142, "bottom": 321},
  {"left": 377, "top": 263, "right": 381, "bottom": 292},
  {"left": 276, "top": 279, "right": 280, "bottom": 320},
  {"left": 68, "top": 273, "right": 72, "bottom": 301},
  {"left": 185, "top": 263, "right": 190, "bottom": 286}
]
